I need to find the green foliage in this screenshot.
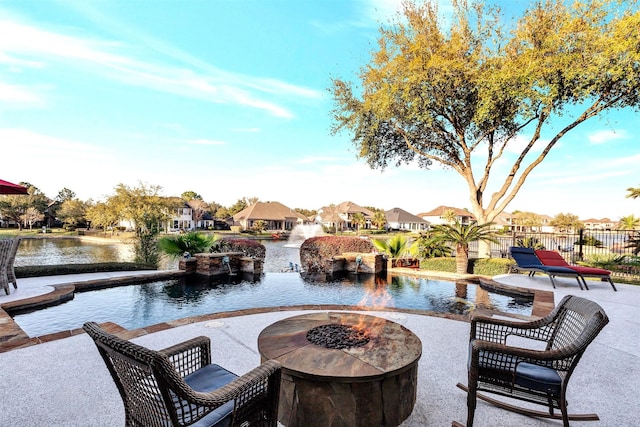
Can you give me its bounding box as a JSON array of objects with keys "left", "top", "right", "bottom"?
[
  {"left": 372, "top": 234, "right": 410, "bottom": 258},
  {"left": 550, "top": 213, "right": 583, "bottom": 232},
  {"left": 158, "top": 232, "right": 218, "bottom": 258},
  {"left": 468, "top": 258, "right": 514, "bottom": 276},
  {"left": 411, "top": 232, "right": 453, "bottom": 258},
  {"left": 575, "top": 236, "right": 603, "bottom": 247},
  {"left": 429, "top": 221, "right": 498, "bottom": 274},
  {"left": 584, "top": 253, "right": 627, "bottom": 269},
  {"left": 251, "top": 220, "right": 268, "bottom": 232},
  {"left": 419, "top": 257, "right": 457, "bottom": 273},
  {"left": 627, "top": 231, "right": 640, "bottom": 255},
  {"left": 134, "top": 229, "right": 160, "bottom": 267},
  {"left": 515, "top": 237, "right": 545, "bottom": 249}
]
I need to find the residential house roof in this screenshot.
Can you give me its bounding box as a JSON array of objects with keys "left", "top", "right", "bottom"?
[
  {"left": 417, "top": 205, "right": 475, "bottom": 219},
  {"left": 233, "top": 201, "right": 308, "bottom": 222},
  {"left": 318, "top": 201, "right": 375, "bottom": 217},
  {"left": 385, "top": 207, "right": 430, "bottom": 225}
]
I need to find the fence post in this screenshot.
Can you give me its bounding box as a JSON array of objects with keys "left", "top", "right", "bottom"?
[{"left": 578, "top": 228, "right": 584, "bottom": 261}]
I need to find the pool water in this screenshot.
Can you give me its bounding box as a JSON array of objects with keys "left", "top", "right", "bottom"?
[{"left": 12, "top": 272, "right": 533, "bottom": 337}]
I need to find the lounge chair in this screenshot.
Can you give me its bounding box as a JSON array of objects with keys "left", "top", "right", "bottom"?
[
  {"left": 455, "top": 295, "right": 609, "bottom": 427},
  {"left": 83, "top": 322, "right": 281, "bottom": 427},
  {"left": 508, "top": 246, "right": 585, "bottom": 289},
  {"left": 535, "top": 249, "right": 617, "bottom": 291}
]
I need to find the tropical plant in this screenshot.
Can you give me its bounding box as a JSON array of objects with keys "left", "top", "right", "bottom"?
[
  {"left": 618, "top": 215, "right": 640, "bottom": 230},
  {"left": 441, "top": 209, "right": 457, "bottom": 224},
  {"left": 351, "top": 212, "right": 366, "bottom": 234},
  {"left": 372, "top": 210, "right": 387, "bottom": 230},
  {"left": 158, "top": 232, "right": 218, "bottom": 258},
  {"left": 627, "top": 185, "right": 640, "bottom": 199},
  {"left": 410, "top": 232, "right": 452, "bottom": 258},
  {"left": 575, "top": 236, "right": 603, "bottom": 248},
  {"left": 584, "top": 253, "right": 626, "bottom": 270},
  {"left": 372, "top": 235, "right": 411, "bottom": 258},
  {"left": 626, "top": 231, "right": 640, "bottom": 256},
  {"left": 330, "top": 0, "right": 640, "bottom": 258},
  {"left": 429, "top": 222, "right": 499, "bottom": 274},
  {"left": 515, "top": 237, "right": 545, "bottom": 250}
]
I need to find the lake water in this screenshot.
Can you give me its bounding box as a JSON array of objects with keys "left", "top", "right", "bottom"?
[{"left": 13, "top": 237, "right": 299, "bottom": 272}]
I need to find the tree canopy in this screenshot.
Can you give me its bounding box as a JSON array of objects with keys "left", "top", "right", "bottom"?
[{"left": 330, "top": 0, "right": 640, "bottom": 246}]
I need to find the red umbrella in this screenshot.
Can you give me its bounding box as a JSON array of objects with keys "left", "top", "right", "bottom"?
[{"left": 0, "top": 179, "right": 29, "bottom": 195}]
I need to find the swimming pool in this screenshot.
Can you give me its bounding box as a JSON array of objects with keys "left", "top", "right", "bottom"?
[{"left": 12, "top": 272, "right": 533, "bottom": 337}]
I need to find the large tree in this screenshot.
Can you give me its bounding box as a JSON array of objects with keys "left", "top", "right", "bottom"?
[
  {"left": 330, "top": 0, "right": 640, "bottom": 257},
  {"left": 107, "top": 183, "right": 180, "bottom": 266}
]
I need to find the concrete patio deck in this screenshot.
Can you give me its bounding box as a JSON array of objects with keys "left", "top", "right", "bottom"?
[{"left": 0, "top": 271, "right": 637, "bottom": 426}]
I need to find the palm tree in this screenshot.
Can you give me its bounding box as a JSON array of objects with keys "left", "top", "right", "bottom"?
[
  {"left": 372, "top": 234, "right": 410, "bottom": 258},
  {"left": 618, "top": 214, "right": 640, "bottom": 230},
  {"left": 158, "top": 232, "right": 218, "bottom": 258},
  {"left": 351, "top": 212, "right": 366, "bottom": 234},
  {"left": 372, "top": 210, "right": 387, "bottom": 230},
  {"left": 441, "top": 209, "right": 457, "bottom": 224},
  {"left": 429, "top": 221, "right": 499, "bottom": 274},
  {"left": 626, "top": 185, "right": 640, "bottom": 199}
]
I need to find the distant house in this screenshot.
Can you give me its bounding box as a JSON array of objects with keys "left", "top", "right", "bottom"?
[
  {"left": 418, "top": 205, "right": 475, "bottom": 225},
  {"left": 582, "top": 218, "right": 615, "bottom": 231},
  {"left": 233, "top": 201, "right": 308, "bottom": 231},
  {"left": 170, "top": 203, "right": 195, "bottom": 232},
  {"left": 315, "top": 201, "right": 375, "bottom": 231},
  {"left": 384, "top": 207, "right": 430, "bottom": 231}
]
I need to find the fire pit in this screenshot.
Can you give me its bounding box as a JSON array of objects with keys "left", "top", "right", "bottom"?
[{"left": 258, "top": 312, "right": 422, "bottom": 427}]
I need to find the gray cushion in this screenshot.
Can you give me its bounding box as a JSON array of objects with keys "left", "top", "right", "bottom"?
[
  {"left": 514, "top": 362, "right": 561, "bottom": 396},
  {"left": 184, "top": 364, "right": 238, "bottom": 427}
]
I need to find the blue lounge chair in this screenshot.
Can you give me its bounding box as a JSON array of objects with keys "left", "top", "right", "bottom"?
[{"left": 508, "top": 246, "right": 584, "bottom": 289}]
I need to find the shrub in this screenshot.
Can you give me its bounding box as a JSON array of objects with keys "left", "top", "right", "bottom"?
[
  {"left": 211, "top": 238, "right": 266, "bottom": 259},
  {"left": 420, "top": 257, "right": 513, "bottom": 276},
  {"left": 300, "top": 236, "right": 373, "bottom": 273},
  {"left": 468, "top": 258, "right": 514, "bottom": 276},
  {"left": 420, "top": 257, "right": 457, "bottom": 273}
]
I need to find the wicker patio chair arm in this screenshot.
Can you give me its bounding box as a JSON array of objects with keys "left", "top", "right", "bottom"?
[
  {"left": 160, "top": 336, "right": 211, "bottom": 377},
  {"left": 471, "top": 315, "right": 553, "bottom": 343},
  {"left": 187, "top": 360, "right": 282, "bottom": 407},
  {"left": 470, "top": 339, "right": 573, "bottom": 365}
]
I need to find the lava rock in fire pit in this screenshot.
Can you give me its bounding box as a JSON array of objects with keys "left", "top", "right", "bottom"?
[{"left": 306, "top": 324, "right": 370, "bottom": 349}]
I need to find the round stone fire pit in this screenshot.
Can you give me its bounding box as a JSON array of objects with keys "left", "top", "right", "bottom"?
[{"left": 258, "top": 312, "right": 422, "bottom": 427}]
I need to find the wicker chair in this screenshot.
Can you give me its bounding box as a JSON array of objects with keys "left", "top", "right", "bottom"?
[
  {"left": 83, "top": 322, "right": 281, "bottom": 427},
  {"left": 0, "top": 239, "right": 12, "bottom": 295},
  {"left": 7, "top": 237, "right": 20, "bottom": 289},
  {"left": 454, "top": 295, "right": 609, "bottom": 427}
]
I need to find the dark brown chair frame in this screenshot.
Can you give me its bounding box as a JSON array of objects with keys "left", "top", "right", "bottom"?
[
  {"left": 83, "top": 322, "right": 281, "bottom": 427},
  {"left": 454, "top": 295, "right": 609, "bottom": 427}
]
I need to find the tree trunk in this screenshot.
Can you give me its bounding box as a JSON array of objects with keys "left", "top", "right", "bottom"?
[{"left": 456, "top": 244, "right": 469, "bottom": 274}]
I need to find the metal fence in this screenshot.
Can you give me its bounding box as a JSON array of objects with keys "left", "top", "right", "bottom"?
[{"left": 467, "top": 229, "right": 640, "bottom": 282}]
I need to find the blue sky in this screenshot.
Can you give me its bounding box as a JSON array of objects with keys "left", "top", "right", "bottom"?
[{"left": 1, "top": 0, "right": 638, "bottom": 220}]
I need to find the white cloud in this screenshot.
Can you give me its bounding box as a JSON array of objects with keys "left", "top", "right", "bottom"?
[
  {"left": 0, "top": 17, "right": 320, "bottom": 118},
  {"left": 0, "top": 82, "right": 44, "bottom": 105},
  {"left": 588, "top": 129, "right": 628, "bottom": 145}
]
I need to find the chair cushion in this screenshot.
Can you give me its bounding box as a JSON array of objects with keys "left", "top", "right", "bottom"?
[
  {"left": 514, "top": 362, "right": 561, "bottom": 396},
  {"left": 184, "top": 364, "right": 238, "bottom": 427},
  {"left": 569, "top": 266, "right": 611, "bottom": 276}
]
